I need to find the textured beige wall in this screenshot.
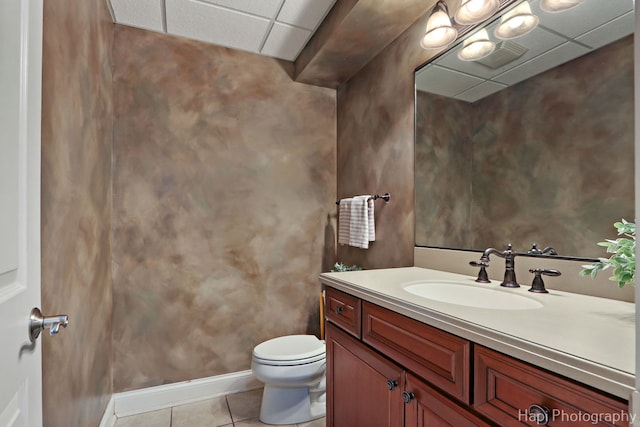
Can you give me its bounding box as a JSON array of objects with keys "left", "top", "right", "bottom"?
[
  {"left": 415, "top": 91, "right": 474, "bottom": 249},
  {"left": 111, "top": 26, "right": 337, "bottom": 392},
  {"left": 336, "top": 12, "right": 436, "bottom": 268},
  {"left": 40, "top": 0, "right": 114, "bottom": 425}
]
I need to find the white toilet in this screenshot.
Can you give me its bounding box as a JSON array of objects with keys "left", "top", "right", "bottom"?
[{"left": 251, "top": 334, "right": 326, "bottom": 425}]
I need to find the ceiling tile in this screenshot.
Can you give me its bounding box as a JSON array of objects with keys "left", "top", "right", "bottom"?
[
  {"left": 415, "top": 65, "right": 485, "bottom": 98},
  {"left": 261, "top": 23, "right": 312, "bottom": 61},
  {"left": 492, "top": 41, "right": 590, "bottom": 85},
  {"left": 109, "top": 0, "right": 164, "bottom": 32},
  {"left": 199, "top": 0, "right": 283, "bottom": 18},
  {"left": 277, "top": 0, "right": 336, "bottom": 30},
  {"left": 165, "top": 0, "right": 271, "bottom": 53},
  {"left": 576, "top": 11, "right": 634, "bottom": 50},
  {"left": 455, "top": 81, "right": 507, "bottom": 103},
  {"left": 531, "top": 0, "right": 633, "bottom": 39}
]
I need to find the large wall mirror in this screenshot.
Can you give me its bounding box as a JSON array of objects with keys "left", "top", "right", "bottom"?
[{"left": 414, "top": 0, "right": 634, "bottom": 259}]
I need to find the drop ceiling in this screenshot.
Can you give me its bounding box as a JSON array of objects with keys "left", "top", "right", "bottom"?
[
  {"left": 415, "top": 0, "right": 634, "bottom": 103},
  {"left": 107, "top": 0, "right": 337, "bottom": 61}
]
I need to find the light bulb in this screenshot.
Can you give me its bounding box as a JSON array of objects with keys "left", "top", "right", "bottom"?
[
  {"left": 455, "top": 0, "right": 500, "bottom": 25},
  {"left": 540, "top": 0, "right": 583, "bottom": 13},
  {"left": 494, "top": 1, "right": 539, "bottom": 40},
  {"left": 421, "top": 1, "right": 458, "bottom": 50},
  {"left": 457, "top": 29, "right": 496, "bottom": 61}
]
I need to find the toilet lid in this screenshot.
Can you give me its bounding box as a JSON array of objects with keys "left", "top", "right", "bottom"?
[{"left": 253, "top": 335, "right": 325, "bottom": 362}]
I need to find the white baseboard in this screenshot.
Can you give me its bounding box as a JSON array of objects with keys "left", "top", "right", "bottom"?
[
  {"left": 113, "top": 370, "right": 260, "bottom": 418},
  {"left": 99, "top": 395, "right": 116, "bottom": 427}
]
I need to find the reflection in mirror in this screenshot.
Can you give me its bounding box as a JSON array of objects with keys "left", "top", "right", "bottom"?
[{"left": 415, "top": 0, "right": 634, "bottom": 259}]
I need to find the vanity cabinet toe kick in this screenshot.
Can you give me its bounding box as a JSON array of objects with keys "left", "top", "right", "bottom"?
[{"left": 324, "top": 286, "right": 629, "bottom": 427}]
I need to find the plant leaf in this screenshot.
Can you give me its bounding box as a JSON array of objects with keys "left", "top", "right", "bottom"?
[{"left": 582, "top": 219, "right": 636, "bottom": 288}]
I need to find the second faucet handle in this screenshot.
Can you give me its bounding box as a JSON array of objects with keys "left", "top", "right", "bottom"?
[
  {"left": 528, "top": 269, "right": 561, "bottom": 293},
  {"left": 469, "top": 260, "right": 490, "bottom": 283}
]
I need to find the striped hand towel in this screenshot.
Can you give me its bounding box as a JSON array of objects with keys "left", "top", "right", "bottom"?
[{"left": 338, "top": 195, "right": 375, "bottom": 249}]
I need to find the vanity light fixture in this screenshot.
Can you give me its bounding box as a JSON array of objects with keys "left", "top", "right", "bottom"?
[
  {"left": 494, "top": 1, "right": 539, "bottom": 40},
  {"left": 420, "top": 0, "right": 458, "bottom": 50},
  {"left": 457, "top": 29, "right": 496, "bottom": 61},
  {"left": 539, "top": 0, "right": 583, "bottom": 13},
  {"left": 454, "top": 0, "right": 500, "bottom": 25}
]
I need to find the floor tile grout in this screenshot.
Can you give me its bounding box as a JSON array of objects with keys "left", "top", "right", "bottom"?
[{"left": 223, "top": 394, "right": 234, "bottom": 427}]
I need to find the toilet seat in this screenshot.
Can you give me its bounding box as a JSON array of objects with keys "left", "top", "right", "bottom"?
[{"left": 253, "top": 335, "right": 325, "bottom": 366}]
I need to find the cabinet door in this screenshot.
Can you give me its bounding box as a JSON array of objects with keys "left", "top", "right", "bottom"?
[
  {"left": 405, "top": 373, "right": 493, "bottom": 427},
  {"left": 326, "top": 322, "right": 404, "bottom": 427}
]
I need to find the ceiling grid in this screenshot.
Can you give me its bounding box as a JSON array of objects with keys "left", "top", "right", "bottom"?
[{"left": 108, "top": 0, "right": 337, "bottom": 61}]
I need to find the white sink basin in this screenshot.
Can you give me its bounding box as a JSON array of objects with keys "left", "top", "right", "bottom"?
[{"left": 403, "top": 280, "right": 543, "bottom": 310}]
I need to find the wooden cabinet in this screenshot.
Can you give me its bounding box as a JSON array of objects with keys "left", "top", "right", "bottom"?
[
  {"left": 325, "top": 286, "right": 629, "bottom": 427},
  {"left": 326, "top": 322, "right": 404, "bottom": 427},
  {"left": 326, "top": 291, "right": 483, "bottom": 427}
]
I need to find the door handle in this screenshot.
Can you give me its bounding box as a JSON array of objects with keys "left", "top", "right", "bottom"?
[{"left": 29, "top": 307, "right": 68, "bottom": 342}]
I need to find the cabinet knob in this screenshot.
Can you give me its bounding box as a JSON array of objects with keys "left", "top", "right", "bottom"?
[
  {"left": 386, "top": 379, "right": 398, "bottom": 391},
  {"left": 528, "top": 404, "right": 551, "bottom": 425},
  {"left": 401, "top": 391, "right": 415, "bottom": 404},
  {"left": 334, "top": 306, "right": 343, "bottom": 314}
]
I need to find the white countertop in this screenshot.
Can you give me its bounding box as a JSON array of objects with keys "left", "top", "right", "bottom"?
[{"left": 319, "top": 267, "right": 635, "bottom": 400}]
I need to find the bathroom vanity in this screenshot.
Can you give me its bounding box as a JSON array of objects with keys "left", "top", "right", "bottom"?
[{"left": 320, "top": 267, "right": 634, "bottom": 426}]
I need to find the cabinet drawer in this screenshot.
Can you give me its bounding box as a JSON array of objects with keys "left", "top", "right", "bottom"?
[
  {"left": 474, "top": 346, "right": 628, "bottom": 426},
  {"left": 362, "top": 302, "right": 471, "bottom": 404},
  {"left": 325, "top": 287, "right": 362, "bottom": 338}
]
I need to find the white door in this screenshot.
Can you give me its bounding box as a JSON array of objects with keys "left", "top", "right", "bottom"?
[{"left": 0, "top": 0, "right": 44, "bottom": 425}]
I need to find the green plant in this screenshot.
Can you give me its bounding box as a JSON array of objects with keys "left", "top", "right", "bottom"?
[
  {"left": 580, "top": 219, "right": 635, "bottom": 288},
  {"left": 331, "top": 262, "right": 363, "bottom": 272}
]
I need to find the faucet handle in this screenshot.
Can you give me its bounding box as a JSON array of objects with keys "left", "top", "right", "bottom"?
[
  {"left": 469, "top": 260, "right": 490, "bottom": 283},
  {"left": 528, "top": 269, "right": 561, "bottom": 293}
]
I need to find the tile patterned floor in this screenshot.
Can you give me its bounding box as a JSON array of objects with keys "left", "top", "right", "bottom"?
[{"left": 114, "top": 388, "right": 326, "bottom": 427}]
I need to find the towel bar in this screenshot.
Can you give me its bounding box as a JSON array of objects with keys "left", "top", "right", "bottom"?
[{"left": 335, "top": 193, "right": 390, "bottom": 205}]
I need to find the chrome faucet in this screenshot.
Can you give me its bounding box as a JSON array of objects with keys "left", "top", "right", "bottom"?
[{"left": 478, "top": 243, "right": 519, "bottom": 288}]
